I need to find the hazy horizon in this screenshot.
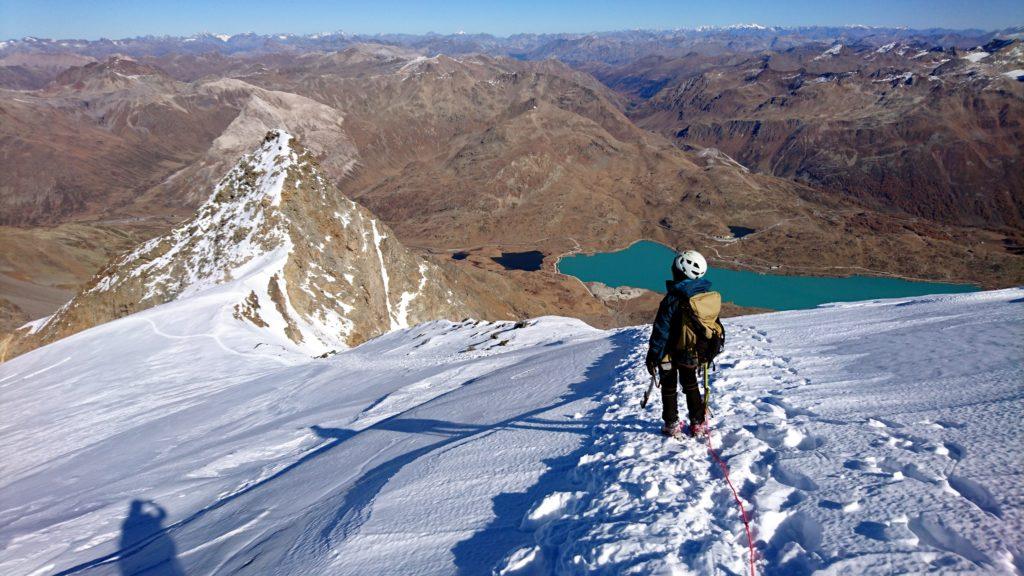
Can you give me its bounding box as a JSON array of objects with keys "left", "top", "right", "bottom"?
[
  {"left": 2, "top": 0, "right": 1022, "bottom": 42},
  {"left": 4, "top": 23, "right": 1023, "bottom": 43}
]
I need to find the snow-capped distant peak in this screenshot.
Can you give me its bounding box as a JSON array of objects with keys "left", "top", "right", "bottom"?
[
  {"left": 215, "top": 33, "right": 232, "bottom": 42},
  {"left": 308, "top": 30, "right": 343, "bottom": 39},
  {"left": 695, "top": 23, "right": 770, "bottom": 32},
  {"left": 726, "top": 23, "right": 768, "bottom": 30}
]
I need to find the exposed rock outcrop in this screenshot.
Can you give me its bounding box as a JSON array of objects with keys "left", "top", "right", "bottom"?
[{"left": 5, "top": 131, "right": 478, "bottom": 360}]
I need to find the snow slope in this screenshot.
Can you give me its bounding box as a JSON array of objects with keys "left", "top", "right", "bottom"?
[
  {"left": 500, "top": 289, "right": 1023, "bottom": 575},
  {"left": 0, "top": 288, "right": 1021, "bottom": 575}
]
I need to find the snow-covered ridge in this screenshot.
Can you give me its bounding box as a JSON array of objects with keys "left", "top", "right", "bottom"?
[
  {"left": 89, "top": 130, "right": 297, "bottom": 302},
  {"left": 0, "top": 289, "right": 1020, "bottom": 575},
  {"left": 13, "top": 130, "right": 477, "bottom": 359}
]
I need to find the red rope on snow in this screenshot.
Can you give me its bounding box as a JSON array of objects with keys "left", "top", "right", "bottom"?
[{"left": 703, "top": 376, "right": 758, "bottom": 576}]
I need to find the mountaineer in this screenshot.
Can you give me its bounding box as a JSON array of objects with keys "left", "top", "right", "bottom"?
[{"left": 645, "top": 250, "right": 725, "bottom": 440}]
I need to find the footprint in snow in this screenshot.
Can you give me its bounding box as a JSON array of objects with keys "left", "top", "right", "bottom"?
[
  {"left": 853, "top": 519, "right": 917, "bottom": 545},
  {"left": 908, "top": 514, "right": 992, "bottom": 567},
  {"left": 900, "top": 462, "right": 944, "bottom": 485},
  {"left": 818, "top": 499, "right": 861, "bottom": 513},
  {"left": 943, "top": 442, "right": 966, "bottom": 461},
  {"left": 745, "top": 422, "right": 823, "bottom": 452},
  {"left": 771, "top": 462, "right": 820, "bottom": 491},
  {"left": 945, "top": 475, "right": 1003, "bottom": 518},
  {"left": 763, "top": 511, "right": 823, "bottom": 573},
  {"left": 761, "top": 396, "right": 817, "bottom": 419},
  {"left": 843, "top": 457, "right": 886, "bottom": 475},
  {"left": 854, "top": 520, "right": 892, "bottom": 541},
  {"left": 867, "top": 417, "right": 905, "bottom": 429}
]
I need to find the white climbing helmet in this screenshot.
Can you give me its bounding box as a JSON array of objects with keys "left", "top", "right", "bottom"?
[{"left": 673, "top": 250, "right": 708, "bottom": 280}]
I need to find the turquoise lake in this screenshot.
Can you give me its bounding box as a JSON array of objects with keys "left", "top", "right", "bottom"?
[{"left": 557, "top": 240, "right": 979, "bottom": 311}]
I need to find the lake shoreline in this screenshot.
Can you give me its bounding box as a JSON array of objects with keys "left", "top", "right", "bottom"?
[
  {"left": 557, "top": 240, "right": 979, "bottom": 311},
  {"left": 553, "top": 237, "right": 984, "bottom": 289}
]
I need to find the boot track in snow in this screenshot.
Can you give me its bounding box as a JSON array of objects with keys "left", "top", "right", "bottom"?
[{"left": 496, "top": 323, "right": 818, "bottom": 574}]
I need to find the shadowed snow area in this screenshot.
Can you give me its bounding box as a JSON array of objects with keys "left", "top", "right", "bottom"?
[{"left": 0, "top": 288, "right": 1021, "bottom": 574}]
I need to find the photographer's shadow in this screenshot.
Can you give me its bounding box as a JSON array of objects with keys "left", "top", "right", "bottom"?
[{"left": 117, "top": 499, "right": 185, "bottom": 575}]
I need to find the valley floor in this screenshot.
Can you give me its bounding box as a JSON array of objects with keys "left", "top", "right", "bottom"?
[{"left": 0, "top": 289, "right": 1021, "bottom": 575}]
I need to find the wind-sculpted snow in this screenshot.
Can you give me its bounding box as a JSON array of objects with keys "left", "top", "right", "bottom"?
[{"left": 0, "top": 289, "right": 1021, "bottom": 575}]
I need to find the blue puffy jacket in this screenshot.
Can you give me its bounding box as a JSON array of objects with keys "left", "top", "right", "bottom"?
[{"left": 646, "top": 277, "right": 712, "bottom": 366}]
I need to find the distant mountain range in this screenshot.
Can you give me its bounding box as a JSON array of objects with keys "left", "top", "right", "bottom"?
[
  {"left": 3, "top": 25, "right": 1022, "bottom": 64},
  {"left": 1, "top": 27, "right": 1021, "bottom": 342}
]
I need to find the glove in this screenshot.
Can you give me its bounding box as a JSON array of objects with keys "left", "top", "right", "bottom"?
[{"left": 645, "top": 356, "right": 657, "bottom": 376}]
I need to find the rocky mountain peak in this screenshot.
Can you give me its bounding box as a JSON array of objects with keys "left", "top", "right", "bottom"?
[
  {"left": 7, "top": 131, "right": 475, "bottom": 360},
  {"left": 51, "top": 55, "right": 170, "bottom": 90},
  {"left": 87, "top": 129, "right": 298, "bottom": 301}
]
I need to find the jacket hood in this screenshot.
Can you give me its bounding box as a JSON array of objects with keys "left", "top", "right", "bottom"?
[{"left": 665, "top": 277, "right": 712, "bottom": 297}]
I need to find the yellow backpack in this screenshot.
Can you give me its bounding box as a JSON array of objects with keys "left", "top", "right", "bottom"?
[{"left": 673, "top": 291, "right": 726, "bottom": 365}]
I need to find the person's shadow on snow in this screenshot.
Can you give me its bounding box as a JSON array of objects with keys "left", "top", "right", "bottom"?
[{"left": 117, "top": 499, "right": 185, "bottom": 575}]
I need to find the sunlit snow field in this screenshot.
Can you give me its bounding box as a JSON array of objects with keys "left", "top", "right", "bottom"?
[{"left": 1, "top": 288, "right": 1021, "bottom": 575}]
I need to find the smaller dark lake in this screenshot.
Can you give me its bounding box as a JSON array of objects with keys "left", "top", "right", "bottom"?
[
  {"left": 451, "top": 251, "right": 469, "bottom": 261},
  {"left": 729, "top": 226, "right": 756, "bottom": 238},
  {"left": 492, "top": 251, "right": 545, "bottom": 271}
]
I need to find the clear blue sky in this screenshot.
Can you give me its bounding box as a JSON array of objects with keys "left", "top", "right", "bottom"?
[{"left": 1, "top": 0, "right": 1021, "bottom": 40}]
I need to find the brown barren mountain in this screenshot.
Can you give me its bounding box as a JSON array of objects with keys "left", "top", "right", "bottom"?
[
  {"left": 234, "top": 48, "right": 1022, "bottom": 288},
  {"left": 616, "top": 40, "right": 1024, "bottom": 231},
  {"left": 1, "top": 45, "right": 1022, "bottom": 351}
]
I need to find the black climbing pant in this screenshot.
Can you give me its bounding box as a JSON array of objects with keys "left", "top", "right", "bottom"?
[{"left": 659, "top": 366, "right": 705, "bottom": 426}]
